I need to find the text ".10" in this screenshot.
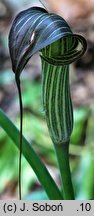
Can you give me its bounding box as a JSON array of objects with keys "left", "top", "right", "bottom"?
[{"left": 80, "top": 203, "right": 91, "bottom": 211}]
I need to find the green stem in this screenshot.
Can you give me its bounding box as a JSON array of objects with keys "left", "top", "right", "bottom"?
[
  {"left": 54, "top": 142, "right": 75, "bottom": 200},
  {"left": 0, "top": 109, "right": 63, "bottom": 200}
]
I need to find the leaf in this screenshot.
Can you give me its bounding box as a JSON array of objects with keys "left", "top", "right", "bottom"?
[
  {"left": 0, "top": 109, "right": 63, "bottom": 199},
  {"left": 71, "top": 108, "right": 88, "bottom": 145}
]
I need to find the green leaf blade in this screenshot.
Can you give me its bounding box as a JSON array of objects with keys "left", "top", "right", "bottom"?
[{"left": 0, "top": 109, "right": 63, "bottom": 200}]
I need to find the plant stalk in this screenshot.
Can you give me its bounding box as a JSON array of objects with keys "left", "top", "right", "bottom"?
[
  {"left": 54, "top": 142, "right": 75, "bottom": 200},
  {"left": 15, "top": 77, "right": 23, "bottom": 200}
]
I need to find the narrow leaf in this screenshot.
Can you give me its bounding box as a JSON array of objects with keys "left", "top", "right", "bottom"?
[{"left": 0, "top": 109, "right": 63, "bottom": 200}]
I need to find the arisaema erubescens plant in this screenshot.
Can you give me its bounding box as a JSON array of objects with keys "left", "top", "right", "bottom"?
[{"left": 0, "top": 3, "right": 87, "bottom": 200}]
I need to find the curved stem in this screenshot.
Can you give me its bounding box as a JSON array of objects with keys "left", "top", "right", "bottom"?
[
  {"left": 54, "top": 142, "right": 75, "bottom": 200},
  {"left": 15, "top": 77, "right": 23, "bottom": 200}
]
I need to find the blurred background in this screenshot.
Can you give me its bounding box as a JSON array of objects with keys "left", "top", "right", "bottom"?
[{"left": 0, "top": 0, "right": 94, "bottom": 200}]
